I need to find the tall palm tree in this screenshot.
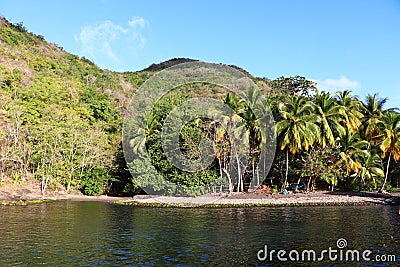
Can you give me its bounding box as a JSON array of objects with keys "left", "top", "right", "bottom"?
[
  {"left": 209, "top": 102, "right": 247, "bottom": 193},
  {"left": 363, "top": 93, "right": 396, "bottom": 142},
  {"left": 222, "top": 90, "right": 271, "bottom": 191},
  {"left": 379, "top": 112, "right": 400, "bottom": 191},
  {"left": 239, "top": 88, "right": 267, "bottom": 188},
  {"left": 210, "top": 120, "right": 232, "bottom": 192},
  {"left": 335, "top": 90, "right": 364, "bottom": 133},
  {"left": 275, "top": 95, "right": 319, "bottom": 191},
  {"left": 313, "top": 91, "right": 346, "bottom": 147},
  {"left": 223, "top": 93, "right": 249, "bottom": 192}
]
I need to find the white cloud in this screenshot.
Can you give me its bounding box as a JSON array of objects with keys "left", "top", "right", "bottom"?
[
  {"left": 139, "top": 36, "right": 147, "bottom": 47},
  {"left": 128, "top": 16, "right": 146, "bottom": 28},
  {"left": 102, "top": 41, "right": 119, "bottom": 63},
  {"left": 311, "top": 76, "right": 360, "bottom": 93},
  {"left": 75, "top": 17, "right": 148, "bottom": 65}
]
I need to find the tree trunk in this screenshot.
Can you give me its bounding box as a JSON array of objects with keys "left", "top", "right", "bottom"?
[
  {"left": 312, "top": 177, "right": 317, "bottom": 191},
  {"left": 41, "top": 174, "right": 49, "bottom": 196},
  {"left": 218, "top": 158, "right": 223, "bottom": 193},
  {"left": 282, "top": 149, "right": 289, "bottom": 192},
  {"left": 252, "top": 155, "right": 256, "bottom": 188},
  {"left": 380, "top": 152, "right": 391, "bottom": 192},
  {"left": 307, "top": 177, "right": 312, "bottom": 192},
  {"left": 256, "top": 166, "right": 260, "bottom": 187},
  {"left": 66, "top": 181, "right": 71, "bottom": 193},
  {"left": 41, "top": 178, "right": 45, "bottom": 196},
  {"left": 235, "top": 151, "right": 242, "bottom": 192},
  {"left": 222, "top": 168, "right": 233, "bottom": 194}
]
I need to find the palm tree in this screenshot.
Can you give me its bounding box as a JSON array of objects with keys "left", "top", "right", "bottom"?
[
  {"left": 222, "top": 90, "right": 271, "bottom": 192},
  {"left": 379, "top": 112, "right": 400, "bottom": 191},
  {"left": 238, "top": 88, "right": 268, "bottom": 188},
  {"left": 335, "top": 90, "right": 364, "bottom": 133},
  {"left": 209, "top": 99, "right": 247, "bottom": 193},
  {"left": 357, "top": 153, "right": 384, "bottom": 189},
  {"left": 210, "top": 120, "right": 232, "bottom": 192},
  {"left": 223, "top": 93, "right": 242, "bottom": 113},
  {"left": 313, "top": 91, "right": 346, "bottom": 147},
  {"left": 275, "top": 95, "right": 319, "bottom": 191},
  {"left": 363, "top": 94, "right": 396, "bottom": 142},
  {"left": 336, "top": 129, "right": 370, "bottom": 176},
  {"left": 128, "top": 111, "right": 159, "bottom": 155},
  {"left": 223, "top": 93, "right": 248, "bottom": 192}
]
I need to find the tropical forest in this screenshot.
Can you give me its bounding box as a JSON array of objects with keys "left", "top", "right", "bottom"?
[{"left": 1, "top": 16, "right": 399, "bottom": 197}]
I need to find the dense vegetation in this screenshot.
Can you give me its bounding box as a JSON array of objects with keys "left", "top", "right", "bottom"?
[
  {"left": 269, "top": 84, "right": 399, "bottom": 192},
  {"left": 0, "top": 17, "right": 131, "bottom": 195},
  {"left": 0, "top": 17, "right": 398, "bottom": 196}
]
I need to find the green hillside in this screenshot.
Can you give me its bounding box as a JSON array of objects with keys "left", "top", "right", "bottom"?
[
  {"left": 1, "top": 17, "right": 399, "bottom": 197},
  {"left": 0, "top": 17, "right": 133, "bottom": 195},
  {"left": 0, "top": 17, "right": 263, "bottom": 196}
]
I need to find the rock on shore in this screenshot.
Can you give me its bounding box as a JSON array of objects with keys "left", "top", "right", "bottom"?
[{"left": 126, "top": 191, "right": 400, "bottom": 207}]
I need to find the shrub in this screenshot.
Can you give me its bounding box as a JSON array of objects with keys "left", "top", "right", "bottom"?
[{"left": 79, "top": 168, "right": 111, "bottom": 196}]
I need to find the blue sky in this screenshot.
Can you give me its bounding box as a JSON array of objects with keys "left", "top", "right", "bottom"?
[{"left": 1, "top": 0, "right": 400, "bottom": 107}]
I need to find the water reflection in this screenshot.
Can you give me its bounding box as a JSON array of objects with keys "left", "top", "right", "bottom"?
[{"left": 0, "top": 202, "right": 399, "bottom": 266}]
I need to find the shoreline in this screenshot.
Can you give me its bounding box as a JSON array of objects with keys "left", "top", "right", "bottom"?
[
  {"left": 117, "top": 191, "right": 400, "bottom": 208},
  {"left": 2, "top": 186, "right": 399, "bottom": 207}
]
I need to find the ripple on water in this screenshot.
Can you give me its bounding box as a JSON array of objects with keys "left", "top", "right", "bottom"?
[{"left": 0, "top": 202, "right": 399, "bottom": 266}]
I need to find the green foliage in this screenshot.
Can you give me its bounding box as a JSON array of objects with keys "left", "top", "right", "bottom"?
[
  {"left": 1, "top": 16, "right": 400, "bottom": 197},
  {"left": 122, "top": 181, "right": 141, "bottom": 194},
  {"left": 143, "top": 92, "right": 220, "bottom": 194},
  {"left": 0, "top": 66, "right": 22, "bottom": 91},
  {"left": 275, "top": 95, "right": 319, "bottom": 154},
  {"left": 79, "top": 168, "right": 111, "bottom": 196},
  {"left": 272, "top": 185, "right": 279, "bottom": 194},
  {"left": 271, "top": 88, "right": 390, "bottom": 192},
  {"left": 297, "top": 147, "right": 342, "bottom": 191},
  {"left": 11, "top": 172, "right": 22, "bottom": 185},
  {"left": 269, "top": 75, "right": 317, "bottom": 97},
  {"left": 81, "top": 88, "right": 122, "bottom": 132},
  {"left": 0, "top": 18, "right": 123, "bottom": 195}
]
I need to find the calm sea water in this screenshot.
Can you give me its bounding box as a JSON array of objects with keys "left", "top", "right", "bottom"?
[{"left": 0, "top": 201, "right": 399, "bottom": 266}]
